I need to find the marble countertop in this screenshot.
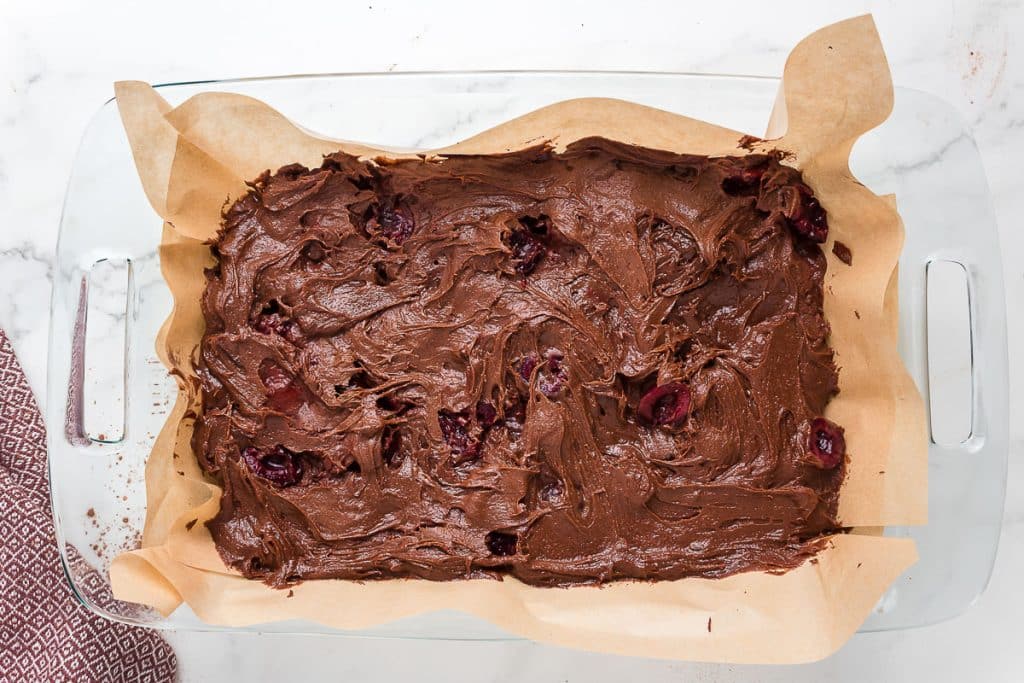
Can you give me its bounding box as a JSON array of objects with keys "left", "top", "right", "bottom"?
[{"left": 2, "top": 0, "right": 1020, "bottom": 679}]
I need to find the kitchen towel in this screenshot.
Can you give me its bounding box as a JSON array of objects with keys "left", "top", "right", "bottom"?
[{"left": 0, "top": 329, "right": 176, "bottom": 682}]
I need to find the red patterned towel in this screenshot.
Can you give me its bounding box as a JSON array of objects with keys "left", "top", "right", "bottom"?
[{"left": 0, "top": 329, "right": 176, "bottom": 682}]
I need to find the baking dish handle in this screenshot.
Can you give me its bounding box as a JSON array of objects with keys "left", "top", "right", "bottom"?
[
  {"left": 62, "top": 257, "right": 134, "bottom": 452},
  {"left": 923, "top": 251, "right": 1007, "bottom": 456}
]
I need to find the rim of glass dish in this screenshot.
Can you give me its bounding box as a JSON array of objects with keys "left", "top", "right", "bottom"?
[
  {"left": 154, "top": 68, "right": 782, "bottom": 87},
  {"left": 92, "top": 69, "right": 786, "bottom": 106},
  {"left": 92, "top": 70, "right": 944, "bottom": 122},
  {"left": 53, "top": 70, "right": 993, "bottom": 637}
]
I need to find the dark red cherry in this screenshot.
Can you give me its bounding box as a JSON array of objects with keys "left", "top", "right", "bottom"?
[
  {"left": 485, "top": 531, "right": 518, "bottom": 557},
  {"left": 786, "top": 186, "right": 829, "bottom": 243},
  {"left": 475, "top": 401, "right": 497, "bottom": 427},
  {"left": 366, "top": 199, "right": 415, "bottom": 245},
  {"left": 638, "top": 382, "right": 691, "bottom": 428},
  {"left": 517, "top": 355, "right": 538, "bottom": 382},
  {"left": 722, "top": 161, "right": 768, "bottom": 196},
  {"left": 438, "top": 409, "right": 480, "bottom": 465},
  {"left": 508, "top": 229, "right": 546, "bottom": 275},
  {"left": 253, "top": 301, "right": 303, "bottom": 343},
  {"left": 517, "top": 351, "right": 567, "bottom": 398},
  {"left": 808, "top": 417, "right": 845, "bottom": 469},
  {"left": 537, "top": 351, "right": 568, "bottom": 398},
  {"left": 258, "top": 359, "right": 304, "bottom": 413},
  {"left": 506, "top": 215, "right": 551, "bottom": 275},
  {"left": 241, "top": 445, "right": 303, "bottom": 487}
]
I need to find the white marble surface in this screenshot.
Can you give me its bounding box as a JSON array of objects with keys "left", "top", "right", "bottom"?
[{"left": 2, "top": 0, "right": 1021, "bottom": 679}]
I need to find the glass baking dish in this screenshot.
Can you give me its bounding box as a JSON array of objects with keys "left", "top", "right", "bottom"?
[{"left": 47, "top": 72, "right": 1008, "bottom": 637}]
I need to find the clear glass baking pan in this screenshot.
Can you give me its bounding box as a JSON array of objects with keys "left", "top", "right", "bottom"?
[{"left": 47, "top": 72, "right": 1008, "bottom": 637}]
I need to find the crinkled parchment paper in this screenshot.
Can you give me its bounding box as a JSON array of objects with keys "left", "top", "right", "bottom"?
[{"left": 109, "top": 15, "right": 926, "bottom": 663}]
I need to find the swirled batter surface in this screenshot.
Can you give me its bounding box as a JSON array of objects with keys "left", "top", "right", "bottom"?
[{"left": 194, "top": 138, "right": 844, "bottom": 587}]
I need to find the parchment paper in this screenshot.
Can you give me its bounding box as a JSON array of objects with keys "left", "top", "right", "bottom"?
[{"left": 109, "top": 16, "right": 926, "bottom": 663}]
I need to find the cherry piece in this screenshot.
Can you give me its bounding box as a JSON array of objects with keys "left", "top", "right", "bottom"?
[
  {"left": 721, "top": 161, "right": 767, "bottom": 196},
  {"left": 638, "top": 382, "right": 691, "bottom": 428},
  {"left": 438, "top": 409, "right": 481, "bottom": 465},
  {"left": 485, "top": 531, "right": 518, "bottom": 557},
  {"left": 808, "top": 417, "right": 845, "bottom": 469},
  {"left": 241, "top": 445, "right": 303, "bottom": 487},
  {"left": 366, "top": 199, "right": 415, "bottom": 245},
  {"left": 258, "top": 359, "right": 304, "bottom": 413},
  {"left": 786, "top": 186, "right": 829, "bottom": 243},
  {"left": 475, "top": 400, "right": 497, "bottom": 427},
  {"left": 253, "top": 301, "right": 302, "bottom": 343},
  {"left": 508, "top": 229, "right": 546, "bottom": 275},
  {"left": 832, "top": 240, "right": 853, "bottom": 265},
  {"left": 537, "top": 351, "right": 568, "bottom": 398},
  {"left": 506, "top": 216, "right": 551, "bottom": 275},
  {"left": 253, "top": 313, "right": 282, "bottom": 335},
  {"left": 517, "top": 351, "right": 567, "bottom": 398},
  {"left": 517, "top": 355, "right": 539, "bottom": 382}
]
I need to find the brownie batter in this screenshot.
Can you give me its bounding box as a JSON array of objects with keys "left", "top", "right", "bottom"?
[{"left": 194, "top": 138, "right": 846, "bottom": 587}]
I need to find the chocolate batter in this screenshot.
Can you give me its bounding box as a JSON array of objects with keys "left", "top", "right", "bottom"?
[{"left": 194, "top": 138, "right": 846, "bottom": 587}]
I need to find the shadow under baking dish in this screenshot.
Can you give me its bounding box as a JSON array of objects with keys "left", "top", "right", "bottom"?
[{"left": 47, "top": 71, "right": 1007, "bottom": 637}]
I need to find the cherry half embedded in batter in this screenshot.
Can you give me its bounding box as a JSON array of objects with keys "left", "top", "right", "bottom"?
[
  {"left": 253, "top": 300, "right": 302, "bottom": 343},
  {"left": 808, "top": 417, "right": 845, "bottom": 469},
  {"left": 538, "top": 351, "right": 568, "bottom": 398},
  {"left": 517, "top": 355, "right": 538, "bottom": 382},
  {"left": 786, "top": 186, "right": 829, "bottom": 243},
  {"left": 258, "top": 359, "right": 304, "bottom": 413},
  {"left": 517, "top": 350, "right": 568, "bottom": 398},
  {"left": 485, "top": 530, "right": 518, "bottom": 557},
  {"left": 507, "top": 215, "right": 550, "bottom": 275},
  {"left": 721, "top": 161, "right": 767, "bottom": 196},
  {"left": 475, "top": 400, "right": 497, "bottom": 427},
  {"left": 241, "top": 445, "right": 303, "bottom": 487},
  {"left": 438, "top": 409, "right": 481, "bottom": 465},
  {"left": 254, "top": 312, "right": 285, "bottom": 335},
  {"left": 508, "top": 230, "right": 546, "bottom": 275},
  {"left": 638, "top": 382, "right": 691, "bottom": 428},
  {"left": 366, "top": 198, "right": 415, "bottom": 245}
]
